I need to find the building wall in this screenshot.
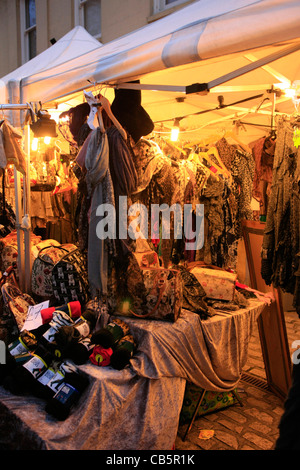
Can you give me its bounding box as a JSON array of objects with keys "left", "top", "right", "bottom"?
[
  {"left": 101, "top": 0, "right": 150, "bottom": 43},
  {"left": 0, "top": 0, "right": 195, "bottom": 78},
  {"left": 37, "top": 0, "right": 74, "bottom": 54},
  {"left": 0, "top": 0, "right": 20, "bottom": 76}
]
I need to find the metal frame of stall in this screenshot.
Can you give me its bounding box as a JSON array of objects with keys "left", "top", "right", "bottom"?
[{"left": 0, "top": 102, "right": 33, "bottom": 294}]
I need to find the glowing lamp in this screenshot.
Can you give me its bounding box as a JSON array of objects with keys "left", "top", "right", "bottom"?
[
  {"left": 30, "top": 110, "right": 57, "bottom": 139},
  {"left": 171, "top": 118, "right": 180, "bottom": 141}
]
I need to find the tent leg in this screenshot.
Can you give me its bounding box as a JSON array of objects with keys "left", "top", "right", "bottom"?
[
  {"left": 23, "top": 125, "right": 32, "bottom": 294},
  {"left": 14, "top": 167, "right": 25, "bottom": 292}
]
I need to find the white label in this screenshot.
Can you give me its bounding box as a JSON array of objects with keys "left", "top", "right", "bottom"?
[
  {"left": 8, "top": 339, "right": 28, "bottom": 356},
  {"left": 47, "top": 370, "right": 65, "bottom": 392},
  {"left": 21, "top": 300, "right": 49, "bottom": 332},
  {"left": 43, "top": 326, "right": 58, "bottom": 343},
  {"left": 75, "top": 320, "right": 90, "bottom": 338},
  {"left": 37, "top": 367, "right": 55, "bottom": 385},
  {"left": 79, "top": 337, "right": 94, "bottom": 351},
  {"left": 23, "top": 355, "right": 47, "bottom": 378}
]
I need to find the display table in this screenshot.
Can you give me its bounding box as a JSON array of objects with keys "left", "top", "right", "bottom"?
[{"left": 0, "top": 299, "right": 266, "bottom": 450}]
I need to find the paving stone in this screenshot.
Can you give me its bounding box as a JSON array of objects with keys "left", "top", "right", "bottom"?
[
  {"left": 246, "top": 397, "right": 274, "bottom": 410},
  {"left": 243, "top": 431, "right": 274, "bottom": 450},
  {"left": 218, "top": 419, "right": 243, "bottom": 434},
  {"left": 193, "top": 436, "right": 215, "bottom": 450},
  {"left": 215, "top": 430, "right": 239, "bottom": 449},
  {"left": 243, "top": 408, "right": 274, "bottom": 424},
  {"left": 272, "top": 406, "right": 285, "bottom": 416},
  {"left": 249, "top": 421, "right": 272, "bottom": 434},
  {"left": 219, "top": 408, "right": 247, "bottom": 423}
]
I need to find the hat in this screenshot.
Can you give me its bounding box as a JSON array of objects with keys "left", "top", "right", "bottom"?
[{"left": 111, "top": 80, "right": 154, "bottom": 143}]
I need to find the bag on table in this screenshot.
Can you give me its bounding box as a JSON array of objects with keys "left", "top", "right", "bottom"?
[
  {"left": 51, "top": 246, "right": 89, "bottom": 305},
  {"left": 189, "top": 264, "right": 237, "bottom": 302},
  {"left": 107, "top": 239, "right": 160, "bottom": 315},
  {"left": 0, "top": 231, "right": 44, "bottom": 278},
  {"left": 31, "top": 243, "right": 74, "bottom": 299},
  {"left": 116, "top": 262, "right": 183, "bottom": 322}
]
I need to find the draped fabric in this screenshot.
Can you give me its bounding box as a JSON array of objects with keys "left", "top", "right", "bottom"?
[
  {"left": 0, "top": 299, "right": 265, "bottom": 450},
  {"left": 1, "top": 121, "right": 26, "bottom": 175},
  {"left": 85, "top": 127, "right": 115, "bottom": 297},
  {"left": 107, "top": 126, "right": 138, "bottom": 201}
]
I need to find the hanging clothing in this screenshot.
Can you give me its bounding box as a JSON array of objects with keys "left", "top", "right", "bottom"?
[
  {"left": 261, "top": 117, "right": 300, "bottom": 315},
  {"left": 216, "top": 136, "right": 255, "bottom": 239},
  {"left": 85, "top": 127, "right": 115, "bottom": 298},
  {"left": 131, "top": 138, "right": 165, "bottom": 194},
  {"left": 231, "top": 148, "right": 255, "bottom": 238},
  {"left": 0, "top": 120, "right": 6, "bottom": 169},
  {"left": 1, "top": 120, "right": 26, "bottom": 175},
  {"left": 251, "top": 136, "right": 275, "bottom": 215}
]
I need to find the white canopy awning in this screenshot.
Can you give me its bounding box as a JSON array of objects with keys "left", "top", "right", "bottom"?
[
  {"left": 4, "top": 0, "right": 300, "bottom": 143},
  {"left": 0, "top": 25, "right": 101, "bottom": 104}
]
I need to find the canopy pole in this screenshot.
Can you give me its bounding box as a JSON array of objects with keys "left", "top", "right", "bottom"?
[
  {"left": 23, "top": 123, "right": 32, "bottom": 293},
  {"left": 206, "top": 41, "right": 300, "bottom": 91},
  {"left": 271, "top": 91, "right": 276, "bottom": 134}
]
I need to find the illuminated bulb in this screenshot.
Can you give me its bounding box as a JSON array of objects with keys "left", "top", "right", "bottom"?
[
  {"left": 44, "top": 136, "right": 51, "bottom": 145},
  {"left": 171, "top": 119, "right": 180, "bottom": 142},
  {"left": 284, "top": 88, "right": 297, "bottom": 99},
  {"left": 60, "top": 115, "right": 69, "bottom": 123},
  {"left": 31, "top": 138, "right": 38, "bottom": 151}
]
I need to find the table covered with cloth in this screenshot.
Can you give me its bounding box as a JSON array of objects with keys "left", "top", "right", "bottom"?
[{"left": 0, "top": 299, "right": 265, "bottom": 450}]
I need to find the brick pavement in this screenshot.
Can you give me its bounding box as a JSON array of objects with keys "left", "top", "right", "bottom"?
[{"left": 175, "top": 310, "right": 299, "bottom": 451}]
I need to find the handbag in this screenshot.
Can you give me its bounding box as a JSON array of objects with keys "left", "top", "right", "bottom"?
[
  {"left": 176, "top": 265, "right": 210, "bottom": 319},
  {"left": 31, "top": 243, "right": 74, "bottom": 298},
  {"left": 0, "top": 169, "right": 16, "bottom": 238},
  {"left": 116, "top": 265, "right": 183, "bottom": 322},
  {"left": 107, "top": 239, "right": 160, "bottom": 315},
  {"left": 189, "top": 264, "right": 237, "bottom": 301},
  {"left": 0, "top": 232, "right": 46, "bottom": 279},
  {"left": 51, "top": 247, "right": 90, "bottom": 305},
  {"left": 0, "top": 268, "right": 35, "bottom": 344}
]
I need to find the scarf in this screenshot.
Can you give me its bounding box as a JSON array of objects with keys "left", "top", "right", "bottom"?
[{"left": 85, "top": 127, "right": 115, "bottom": 297}]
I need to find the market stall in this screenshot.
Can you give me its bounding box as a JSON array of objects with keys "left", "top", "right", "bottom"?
[{"left": 0, "top": 0, "right": 299, "bottom": 450}]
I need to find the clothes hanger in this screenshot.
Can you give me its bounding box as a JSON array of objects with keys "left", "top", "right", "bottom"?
[
  {"left": 84, "top": 90, "right": 104, "bottom": 133},
  {"left": 188, "top": 150, "right": 219, "bottom": 181},
  {"left": 206, "top": 145, "right": 231, "bottom": 179},
  {"left": 84, "top": 88, "right": 127, "bottom": 138},
  {"left": 162, "top": 137, "right": 187, "bottom": 156},
  {"left": 185, "top": 138, "right": 230, "bottom": 179},
  {"left": 223, "top": 130, "right": 251, "bottom": 153},
  {"left": 96, "top": 94, "right": 127, "bottom": 141}
]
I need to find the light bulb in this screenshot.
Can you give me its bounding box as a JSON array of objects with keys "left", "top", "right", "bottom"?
[
  {"left": 44, "top": 136, "right": 51, "bottom": 145},
  {"left": 171, "top": 127, "right": 179, "bottom": 141},
  {"left": 31, "top": 138, "right": 38, "bottom": 151},
  {"left": 171, "top": 118, "right": 180, "bottom": 142}
]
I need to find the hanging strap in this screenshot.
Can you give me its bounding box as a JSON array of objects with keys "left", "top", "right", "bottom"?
[
  {"left": 129, "top": 283, "right": 166, "bottom": 318},
  {"left": 2, "top": 168, "right": 6, "bottom": 214}
]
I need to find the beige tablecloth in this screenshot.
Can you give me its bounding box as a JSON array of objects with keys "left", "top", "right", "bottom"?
[{"left": 0, "top": 299, "right": 265, "bottom": 450}]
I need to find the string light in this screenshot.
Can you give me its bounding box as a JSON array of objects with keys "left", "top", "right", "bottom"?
[
  {"left": 171, "top": 118, "right": 180, "bottom": 141},
  {"left": 31, "top": 137, "right": 38, "bottom": 151}
]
